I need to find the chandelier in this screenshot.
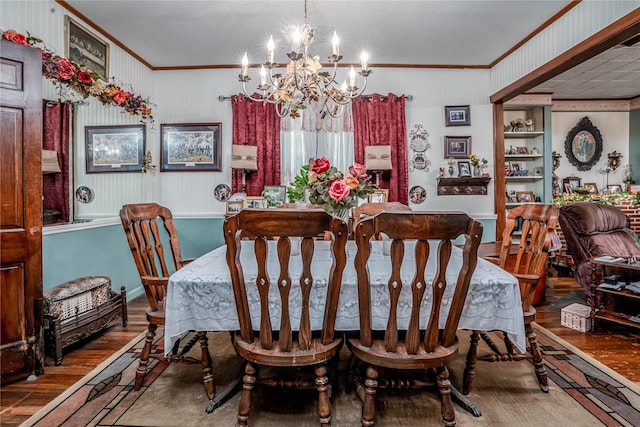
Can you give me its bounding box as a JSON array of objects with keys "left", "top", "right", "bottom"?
[{"left": 238, "top": 0, "right": 371, "bottom": 118}]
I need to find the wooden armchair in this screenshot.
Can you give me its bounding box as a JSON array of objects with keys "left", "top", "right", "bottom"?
[
  {"left": 348, "top": 211, "right": 482, "bottom": 426},
  {"left": 463, "top": 203, "right": 558, "bottom": 395},
  {"left": 223, "top": 208, "right": 349, "bottom": 426},
  {"left": 119, "top": 203, "right": 214, "bottom": 402}
]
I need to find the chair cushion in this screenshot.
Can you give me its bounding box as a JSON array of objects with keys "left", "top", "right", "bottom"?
[{"left": 559, "top": 203, "right": 627, "bottom": 235}]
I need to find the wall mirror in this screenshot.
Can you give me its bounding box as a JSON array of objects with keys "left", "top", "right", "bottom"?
[{"left": 564, "top": 116, "right": 603, "bottom": 171}]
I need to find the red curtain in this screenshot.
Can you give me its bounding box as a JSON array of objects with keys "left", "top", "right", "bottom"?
[
  {"left": 231, "top": 95, "right": 281, "bottom": 195},
  {"left": 352, "top": 94, "right": 408, "bottom": 204},
  {"left": 42, "top": 100, "right": 72, "bottom": 222}
]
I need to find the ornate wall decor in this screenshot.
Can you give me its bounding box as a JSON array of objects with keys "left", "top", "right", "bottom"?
[
  {"left": 408, "top": 124, "right": 431, "bottom": 172},
  {"left": 564, "top": 116, "right": 603, "bottom": 171}
]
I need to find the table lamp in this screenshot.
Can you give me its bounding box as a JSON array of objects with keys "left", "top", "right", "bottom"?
[
  {"left": 231, "top": 144, "right": 258, "bottom": 192},
  {"left": 364, "top": 145, "right": 392, "bottom": 188}
]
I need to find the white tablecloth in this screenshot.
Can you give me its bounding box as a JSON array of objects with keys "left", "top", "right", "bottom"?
[{"left": 165, "top": 240, "right": 525, "bottom": 355}]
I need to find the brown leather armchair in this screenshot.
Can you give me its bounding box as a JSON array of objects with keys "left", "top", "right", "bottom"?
[{"left": 558, "top": 202, "right": 640, "bottom": 297}]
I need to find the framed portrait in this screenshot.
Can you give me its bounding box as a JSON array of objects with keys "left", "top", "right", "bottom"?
[
  {"left": 369, "top": 189, "right": 389, "bottom": 203},
  {"left": 85, "top": 125, "right": 145, "bottom": 173},
  {"left": 444, "top": 105, "right": 470, "bottom": 126},
  {"left": 584, "top": 182, "right": 598, "bottom": 194},
  {"left": 244, "top": 196, "right": 267, "bottom": 209},
  {"left": 563, "top": 176, "right": 581, "bottom": 192},
  {"left": 564, "top": 183, "right": 573, "bottom": 194},
  {"left": 226, "top": 200, "right": 243, "bottom": 214},
  {"left": 262, "top": 186, "right": 287, "bottom": 207},
  {"left": 161, "top": 123, "right": 222, "bottom": 172},
  {"left": 628, "top": 184, "right": 640, "bottom": 193},
  {"left": 457, "top": 160, "right": 471, "bottom": 177},
  {"left": 444, "top": 136, "right": 471, "bottom": 159},
  {"left": 608, "top": 184, "right": 622, "bottom": 194},
  {"left": 516, "top": 146, "right": 529, "bottom": 154},
  {"left": 516, "top": 191, "right": 535, "bottom": 203},
  {"left": 65, "top": 16, "right": 109, "bottom": 80},
  {"left": 564, "top": 116, "right": 603, "bottom": 171}
]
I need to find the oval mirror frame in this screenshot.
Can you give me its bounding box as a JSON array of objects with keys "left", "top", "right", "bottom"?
[{"left": 564, "top": 116, "right": 603, "bottom": 171}]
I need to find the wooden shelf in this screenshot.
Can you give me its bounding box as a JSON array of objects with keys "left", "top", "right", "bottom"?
[
  {"left": 506, "top": 176, "right": 544, "bottom": 182},
  {"left": 437, "top": 176, "right": 492, "bottom": 196},
  {"left": 504, "top": 131, "right": 544, "bottom": 138},
  {"left": 505, "top": 154, "right": 543, "bottom": 160}
]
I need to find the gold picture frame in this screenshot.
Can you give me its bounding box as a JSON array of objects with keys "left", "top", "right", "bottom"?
[
  {"left": 244, "top": 196, "right": 267, "bottom": 209},
  {"left": 369, "top": 189, "right": 389, "bottom": 203},
  {"left": 65, "top": 16, "right": 110, "bottom": 80},
  {"left": 583, "top": 182, "right": 598, "bottom": 194}
]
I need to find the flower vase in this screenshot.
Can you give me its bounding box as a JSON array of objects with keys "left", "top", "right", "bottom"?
[{"left": 473, "top": 165, "right": 481, "bottom": 177}]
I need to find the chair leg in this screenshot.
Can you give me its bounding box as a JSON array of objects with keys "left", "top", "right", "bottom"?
[
  {"left": 361, "top": 365, "right": 378, "bottom": 426},
  {"left": 525, "top": 322, "right": 549, "bottom": 393},
  {"left": 463, "top": 331, "right": 480, "bottom": 395},
  {"left": 134, "top": 323, "right": 158, "bottom": 391},
  {"left": 197, "top": 331, "right": 215, "bottom": 401},
  {"left": 436, "top": 366, "right": 456, "bottom": 427},
  {"left": 236, "top": 362, "right": 256, "bottom": 427},
  {"left": 315, "top": 363, "right": 332, "bottom": 427}
]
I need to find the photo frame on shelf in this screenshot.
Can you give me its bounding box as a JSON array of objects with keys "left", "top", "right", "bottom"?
[
  {"left": 65, "top": 16, "right": 109, "bottom": 80},
  {"left": 584, "top": 182, "right": 599, "bottom": 194},
  {"left": 608, "top": 184, "right": 622, "bottom": 194},
  {"left": 226, "top": 200, "right": 243, "bottom": 214},
  {"left": 564, "top": 183, "right": 573, "bottom": 194},
  {"left": 516, "top": 146, "right": 529, "bottom": 154},
  {"left": 244, "top": 196, "right": 267, "bottom": 209},
  {"left": 444, "top": 136, "right": 471, "bottom": 159},
  {"left": 444, "top": 105, "right": 470, "bottom": 126},
  {"left": 516, "top": 191, "right": 535, "bottom": 203},
  {"left": 262, "top": 186, "right": 287, "bottom": 207},
  {"left": 628, "top": 183, "right": 640, "bottom": 193},
  {"left": 160, "top": 123, "right": 221, "bottom": 172},
  {"left": 369, "top": 189, "right": 389, "bottom": 203},
  {"left": 563, "top": 176, "right": 581, "bottom": 192},
  {"left": 457, "top": 160, "right": 471, "bottom": 177},
  {"left": 85, "top": 124, "right": 145, "bottom": 173}
]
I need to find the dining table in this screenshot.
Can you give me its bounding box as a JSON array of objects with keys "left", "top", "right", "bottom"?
[{"left": 164, "top": 239, "right": 524, "bottom": 414}]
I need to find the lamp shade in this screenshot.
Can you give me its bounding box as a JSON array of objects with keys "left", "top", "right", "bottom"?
[
  {"left": 42, "top": 150, "right": 61, "bottom": 174},
  {"left": 364, "top": 145, "right": 392, "bottom": 171},
  {"left": 230, "top": 145, "right": 258, "bottom": 171}
]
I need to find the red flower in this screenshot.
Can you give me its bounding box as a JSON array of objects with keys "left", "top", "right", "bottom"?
[
  {"left": 77, "top": 71, "right": 92, "bottom": 85},
  {"left": 56, "top": 58, "right": 76, "bottom": 80},
  {"left": 349, "top": 163, "right": 367, "bottom": 180},
  {"left": 311, "top": 157, "right": 331, "bottom": 174},
  {"left": 113, "top": 90, "right": 127, "bottom": 105},
  {"left": 3, "top": 30, "right": 28, "bottom": 46},
  {"left": 329, "top": 179, "right": 350, "bottom": 202},
  {"left": 42, "top": 51, "right": 52, "bottom": 60}
]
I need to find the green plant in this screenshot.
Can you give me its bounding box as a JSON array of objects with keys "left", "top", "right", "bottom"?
[{"left": 287, "top": 164, "right": 310, "bottom": 203}]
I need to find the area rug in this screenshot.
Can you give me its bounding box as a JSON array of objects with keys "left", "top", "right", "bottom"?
[
  {"left": 22, "top": 326, "right": 640, "bottom": 427},
  {"left": 550, "top": 289, "right": 588, "bottom": 310}
]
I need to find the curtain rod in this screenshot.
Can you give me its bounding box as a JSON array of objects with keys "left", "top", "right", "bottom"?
[{"left": 218, "top": 94, "right": 413, "bottom": 102}]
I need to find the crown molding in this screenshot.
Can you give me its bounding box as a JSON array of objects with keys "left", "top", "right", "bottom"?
[
  {"left": 505, "top": 93, "right": 553, "bottom": 105},
  {"left": 631, "top": 96, "right": 640, "bottom": 110},
  {"left": 552, "top": 99, "right": 631, "bottom": 111}
]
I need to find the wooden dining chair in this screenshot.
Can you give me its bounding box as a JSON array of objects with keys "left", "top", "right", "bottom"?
[
  {"left": 119, "top": 203, "right": 214, "bottom": 401},
  {"left": 463, "top": 203, "right": 559, "bottom": 395},
  {"left": 347, "top": 211, "right": 483, "bottom": 427},
  {"left": 223, "top": 208, "right": 349, "bottom": 427}
]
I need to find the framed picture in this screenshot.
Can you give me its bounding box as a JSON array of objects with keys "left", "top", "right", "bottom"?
[
  {"left": 65, "top": 16, "right": 109, "bottom": 80},
  {"left": 563, "top": 176, "right": 581, "bottom": 192},
  {"left": 444, "top": 136, "right": 471, "bottom": 159},
  {"left": 444, "top": 105, "right": 470, "bottom": 126},
  {"left": 516, "top": 191, "right": 535, "bottom": 203},
  {"left": 369, "top": 189, "right": 389, "bottom": 203},
  {"left": 628, "top": 184, "right": 640, "bottom": 193},
  {"left": 262, "top": 186, "right": 287, "bottom": 207},
  {"left": 584, "top": 182, "right": 598, "bottom": 193},
  {"left": 244, "top": 196, "right": 267, "bottom": 209},
  {"left": 458, "top": 160, "right": 471, "bottom": 177},
  {"left": 564, "top": 183, "right": 573, "bottom": 194},
  {"left": 85, "top": 125, "right": 145, "bottom": 173},
  {"left": 608, "top": 184, "right": 622, "bottom": 194},
  {"left": 160, "top": 123, "right": 222, "bottom": 172},
  {"left": 226, "top": 200, "right": 243, "bottom": 214},
  {"left": 516, "top": 146, "right": 529, "bottom": 154}
]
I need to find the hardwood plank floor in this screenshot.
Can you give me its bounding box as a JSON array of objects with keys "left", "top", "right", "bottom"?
[{"left": 1, "top": 275, "right": 639, "bottom": 425}]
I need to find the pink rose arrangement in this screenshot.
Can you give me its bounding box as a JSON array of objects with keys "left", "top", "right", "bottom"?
[
  {"left": 1, "top": 29, "right": 153, "bottom": 123},
  {"left": 307, "top": 157, "right": 373, "bottom": 214}
]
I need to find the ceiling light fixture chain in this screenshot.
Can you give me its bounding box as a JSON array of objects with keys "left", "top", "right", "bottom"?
[{"left": 238, "top": 0, "right": 371, "bottom": 119}]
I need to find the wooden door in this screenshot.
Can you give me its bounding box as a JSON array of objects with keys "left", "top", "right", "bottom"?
[{"left": 1, "top": 41, "right": 44, "bottom": 383}]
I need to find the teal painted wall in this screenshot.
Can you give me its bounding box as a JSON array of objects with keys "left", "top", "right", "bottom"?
[
  {"left": 43, "top": 218, "right": 225, "bottom": 299},
  {"left": 630, "top": 108, "right": 640, "bottom": 182}
]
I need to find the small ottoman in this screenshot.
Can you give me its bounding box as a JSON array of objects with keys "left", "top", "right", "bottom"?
[{"left": 43, "top": 275, "right": 127, "bottom": 365}]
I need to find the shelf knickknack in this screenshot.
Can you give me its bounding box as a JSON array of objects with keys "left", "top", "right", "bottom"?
[{"left": 437, "top": 176, "right": 492, "bottom": 196}]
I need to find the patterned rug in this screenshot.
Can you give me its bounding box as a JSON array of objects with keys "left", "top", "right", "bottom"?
[{"left": 22, "top": 326, "right": 640, "bottom": 426}]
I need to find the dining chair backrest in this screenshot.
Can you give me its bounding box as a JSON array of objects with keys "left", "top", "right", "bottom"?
[
  {"left": 498, "top": 204, "right": 559, "bottom": 311},
  {"left": 120, "top": 203, "right": 185, "bottom": 311},
  {"left": 353, "top": 211, "right": 482, "bottom": 353},
  {"left": 352, "top": 202, "right": 412, "bottom": 236},
  {"left": 223, "top": 208, "right": 349, "bottom": 350}
]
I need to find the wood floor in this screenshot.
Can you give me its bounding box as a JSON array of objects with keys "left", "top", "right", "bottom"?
[{"left": 1, "top": 274, "right": 639, "bottom": 425}]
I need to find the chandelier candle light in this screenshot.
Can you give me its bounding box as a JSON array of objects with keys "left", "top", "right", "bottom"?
[{"left": 238, "top": 0, "right": 371, "bottom": 118}]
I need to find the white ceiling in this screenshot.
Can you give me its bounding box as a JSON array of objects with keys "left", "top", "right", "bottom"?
[{"left": 62, "top": 0, "right": 640, "bottom": 100}]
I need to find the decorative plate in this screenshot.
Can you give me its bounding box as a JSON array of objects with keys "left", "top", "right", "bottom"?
[
  {"left": 75, "top": 186, "right": 94, "bottom": 203},
  {"left": 409, "top": 185, "right": 426, "bottom": 204},
  {"left": 214, "top": 184, "right": 232, "bottom": 202}
]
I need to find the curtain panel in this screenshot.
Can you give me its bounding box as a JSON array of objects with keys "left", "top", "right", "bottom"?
[
  {"left": 352, "top": 94, "right": 408, "bottom": 204},
  {"left": 42, "top": 100, "right": 71, "bottom": 222},
  {"left": 231, "top": 95, "right": 281, "bottom": 195}
]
